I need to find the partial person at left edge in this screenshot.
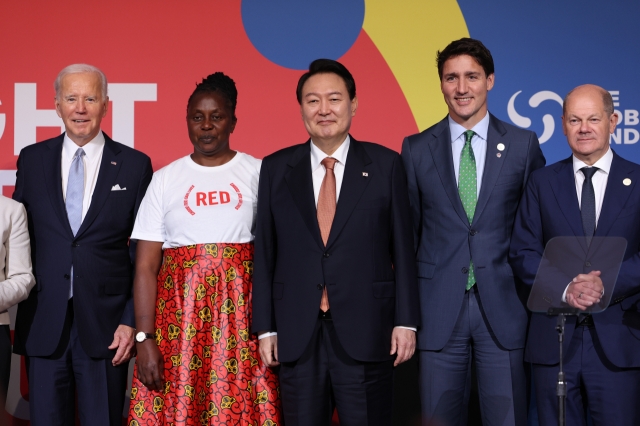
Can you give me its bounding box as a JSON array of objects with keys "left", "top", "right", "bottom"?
[
  {"left": 0, "top": 195, "right": 35, "bottom": 411},
  {"left": 12, "top": 64, "right": 153, "bottom": 426}
]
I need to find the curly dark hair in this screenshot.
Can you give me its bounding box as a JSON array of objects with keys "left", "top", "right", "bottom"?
[{"left": 187, "top": 72, "right": 238, "bottom": 118}]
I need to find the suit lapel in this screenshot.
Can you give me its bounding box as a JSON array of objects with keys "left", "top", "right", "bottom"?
[
  {"left": 550, "top": 158, "right": 585, "bottom": 241},
  {"left": 75, "top": 135, "right": 122, "bottom": 237},
  {"left": 326, "top": 138, "right": 372, "bottom": 248},
  {"left": 42, "top": 135, "right": 74, "bottom": 237},
  {"left": 429, "top": 120, "right": 469, "bottom": 225},
  {"left": 284, "top": 141, "right": 324, "bottom": 249},
  {"left": 475, "top": 115, "right": 507, "bottom": 221},
  {"left": 596, "top": 151, "right": 636, "bottom": 237}
]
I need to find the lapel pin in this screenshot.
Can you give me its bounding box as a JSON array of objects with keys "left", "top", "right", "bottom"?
[
  {"left": 362, "top": 172, "right": 368, "bottom": 177},
  {"left": 497, "top": 143, "right": 505, "bottom": 151},
  {"left": 623, "top": 178, "right": 631, "bottom": 186},
  {"left": 111, "top": 161, "right": 117, "bottom": 165},
  {"left": 496, "top": 153, "right": 502, "bottom": 158}
]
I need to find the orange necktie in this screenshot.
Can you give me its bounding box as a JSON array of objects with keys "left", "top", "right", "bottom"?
[{"left": 317, "top": 157, "right": 338, "bottom": 311}]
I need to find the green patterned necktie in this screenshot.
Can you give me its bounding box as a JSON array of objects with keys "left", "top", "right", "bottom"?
[{"left": 459, "top": 130, "right": 477, "bottom": 290}]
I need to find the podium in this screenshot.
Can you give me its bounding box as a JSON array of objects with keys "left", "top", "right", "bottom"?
[{"left": 527, "top": 236, "right": 626, "bottom": 426}]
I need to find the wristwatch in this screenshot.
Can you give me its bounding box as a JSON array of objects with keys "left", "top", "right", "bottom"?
[{"left": 135, "top": 331, "right": 154, "bottom": 343}]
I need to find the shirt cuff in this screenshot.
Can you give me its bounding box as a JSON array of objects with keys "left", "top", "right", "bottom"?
[
  {"left": 395, "top": 326, "right": 417, "bottom": 332},
  {"left": 562, "top": 282, "right": 570, "bottom": 303},
  {"left": 258, "top": 332, "right": 277, "bottom": 339}
]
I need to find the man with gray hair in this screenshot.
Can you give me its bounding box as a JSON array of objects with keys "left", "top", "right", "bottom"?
[{"left": 13, "top": 64, "right": 152, "bottom": 425}]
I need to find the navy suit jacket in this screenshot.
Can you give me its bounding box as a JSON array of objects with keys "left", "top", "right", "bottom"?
[
  {"left": 401, "top": 114, "right": 545, "bottom": 351},
  {"left": 12, "top": 133, "right": 152, "bottom": 359},
  {"left": 510, "top": 151, "right": 640, "bottom": 368},
  {"left": 251, "top": 137, "right": 420, "bottom": 363}
]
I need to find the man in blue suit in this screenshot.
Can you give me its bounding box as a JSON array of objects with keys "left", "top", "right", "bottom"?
[
  {"left": 252, "top": 59, "right": 419, "bottom": 426},
  {"left": 13, "top": 64, "right": 153, "bottom": 425},
  {"left": 401, "top": 38, "right": 545, "bottom": 426},
  {"left": 510, "top": 84, "right": 640, "bottom": 425}
]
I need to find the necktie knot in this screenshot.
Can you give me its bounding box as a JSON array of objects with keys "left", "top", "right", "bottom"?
[
  {"left": 464, "top": 130, "right": 475, "bottom": 145},
  {"left": 74, "top": 147, "right": 86, "bottom": 160},
  {"left": 581, "top": 166, "right": 598, "bottom": 180},
  {"left": 322, "top": 157, "right": 338, "bottom": 171}
]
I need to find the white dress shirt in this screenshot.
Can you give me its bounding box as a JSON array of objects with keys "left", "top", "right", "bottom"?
[
  {"left": 310, "top": 136, "right": 350, "bottom": 205},
  {"left": 573, "top": 147, "right": 612, "bottom": 225},
  {"left": 449, "top": 112, "right": 490, "bottom": 196},
  {"left": 61, "top": 132, "right": 105, "bottom": 220}
]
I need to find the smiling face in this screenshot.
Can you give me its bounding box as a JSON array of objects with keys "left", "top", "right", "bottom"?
[
  {"left": 187, "top": 91, "right": 236, "bottom": 165},
  {"left": 55, "top": 72, "right": 108, "bottom": 146},
  {"left": 300, "top": 72, "right": 357, "bottom": 152},
  {"left": 440, "top": 54, "right": 494, "bottom": 129},
  {"left": 562, "top": 85, "right": 618, "bottom": 165}
]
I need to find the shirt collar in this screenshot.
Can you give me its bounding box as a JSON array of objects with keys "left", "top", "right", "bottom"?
[
  {"left": 62, "top": 131, "right": 106, "bottom": 161},
  {"left": 572, "top": 146, "right": 613, "bottom": 176},
  {"left": 448, "top": 111, "right": 490, "bottom": 143},
  {"left": 310, "top": 135, "right": 350, "bottom": 169}
]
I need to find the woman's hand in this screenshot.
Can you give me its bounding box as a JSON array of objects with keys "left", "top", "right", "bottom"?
[{"left": 135, "top": 340, "right": 165, "bottom": 391}]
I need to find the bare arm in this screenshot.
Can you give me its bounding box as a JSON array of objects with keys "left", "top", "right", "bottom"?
[{"left": 132, "top": 240, "right": 164, "bottom": 390}]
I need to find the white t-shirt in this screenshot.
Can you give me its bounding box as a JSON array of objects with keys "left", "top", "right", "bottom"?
[{"left": 132, "top": 153, "right": 261, "bottom": 248}]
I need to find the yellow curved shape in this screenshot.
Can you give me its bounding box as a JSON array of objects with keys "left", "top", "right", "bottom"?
[{"left": 363, "top": 0, "right": 469, "bottom": 131}]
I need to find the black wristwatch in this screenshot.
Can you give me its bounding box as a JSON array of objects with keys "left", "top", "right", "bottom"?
[{"left": 135, "top": 331, "right": 154, "bottom": 343}]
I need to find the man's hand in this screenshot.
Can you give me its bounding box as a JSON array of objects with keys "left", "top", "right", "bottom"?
[
  {"left": 390, "top": 327, "right": 416, "bottom": 367},
  {"left": 258, "top": 335, "right": 279, "bottom": 367},
  {"left": 566, "top": 270, "right": 603, "bottom": 311},
  {"left": 108, "top": 324, "right": 135, "bottom": 366}
]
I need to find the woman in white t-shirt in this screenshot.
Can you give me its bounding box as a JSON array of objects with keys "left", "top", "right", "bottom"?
[{"left": 128, "top": 73, "right": 281, "bottom": 425}]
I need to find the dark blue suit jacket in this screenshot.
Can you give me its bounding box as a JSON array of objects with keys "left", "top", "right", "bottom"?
[
  {"left": 251, "top": 138, "right": 419, "bottom": 363},
  {"left": 401, "top": 114, "right": 545, "bottom": 351},
  {"left": 510, "top": 151, "right": 640, "bottom": 368},
  {"left": 12, "top": 133, "right": 152, "bottom": 359}
]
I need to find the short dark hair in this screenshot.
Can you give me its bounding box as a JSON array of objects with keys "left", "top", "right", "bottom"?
[
  {"left": 187, "top": 72, "right": 238, "bottom": 118},
  {"left": 436, "top": 38, "right": 495, "bottom": 81},
  {"left": 296, "top": 59, "right": 356, "bottom": 104}
]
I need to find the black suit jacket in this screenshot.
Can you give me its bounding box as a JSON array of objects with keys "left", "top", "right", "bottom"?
[
  {"left": 251, "top": 137, "right": 419, "bottom": 363},
  {"left": 13, "top": 132, "right": 152, "bottom": 359}
]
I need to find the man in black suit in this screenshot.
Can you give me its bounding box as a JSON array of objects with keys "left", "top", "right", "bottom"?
[
  {"left": 13, "top": 64, "right": 152, "bottom": 425},
  {"left": 252, "top": 59, "right": 420, "bottom": 425}
]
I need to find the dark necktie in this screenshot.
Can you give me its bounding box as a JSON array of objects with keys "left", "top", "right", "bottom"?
[
  {"left": 317, "top": 157, "right": 338, "bottom": 311},
  {"left": 459, "top": 130, "right": 477, "bottom": 290},
  {"left": 580, "top": 167, "right": 598, "bottom": 244}
]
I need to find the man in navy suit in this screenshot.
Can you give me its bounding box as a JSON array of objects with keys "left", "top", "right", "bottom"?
[
  {"left": 510, "top": 84, "right": 640, "bottom": 425},
  {"left": 13, "top": 64, "right": 152, "bottom": 425},
  {"left": 401, "top": 38, "right": 545, "bottom": 426},
  {"left": 252, "top": 59, "right": 419, "bottom": 426}
]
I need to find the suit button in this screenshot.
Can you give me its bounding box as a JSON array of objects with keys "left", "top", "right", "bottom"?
[
  {"left": 323, "top": 252, "right": 330, "bottom": 258},
  {"left": 64, "top": 274, "right": 70, "bottom": 279},
  {"left": 470, "top": 230, "right": 477, "bottom": 236},
  {"left": 461, "top": 267, "right": 469, "bottom": 274},
  {"left": 317, "top": 284, "right": 324, "bottom": 290}
]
